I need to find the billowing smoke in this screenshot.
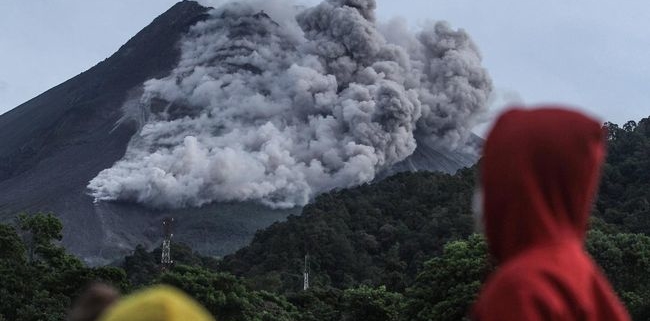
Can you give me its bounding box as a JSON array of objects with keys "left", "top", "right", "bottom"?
[{"left": 88, "top": 0, "right": 492, "bottom": 209}]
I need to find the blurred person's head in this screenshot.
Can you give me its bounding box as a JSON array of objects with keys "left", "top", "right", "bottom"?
[
  {"left": 68, "top": 282, "right": 120, "bottom": 321},
  {"left": 478, "top": 107, "right": 606, "bottom": 262},
  {"left": 97, "top": 285, "right": 214, "bottom": 321},
  {"left": 472, "top": 106, "right": 630, "bottom": 320}
]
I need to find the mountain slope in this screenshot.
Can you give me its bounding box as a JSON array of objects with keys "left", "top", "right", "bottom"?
[
  {"left": 0, "top": 1, "right": 209, "bottom": 181},
  {"left": 0, "top": 0, "right": 480, "bottom": 264},
  {"left": 222, "top": 168, "right": 477, "bottom": 292},
  {"left": 0, "top": 1, "right": 225, "bottom": 263},
  {"left": 0, "top": 2, "right": 303, "bottom": 264}
]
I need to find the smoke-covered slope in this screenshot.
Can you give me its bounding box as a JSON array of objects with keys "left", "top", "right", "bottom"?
[
  {"left": 0, "top": 0, "right": 487, "bottom": 264},
  {"left": 385, "top": 134, "right": 482, "bottom": 177},
  {"left": 221, "top": 168, "right": 477, "bottom": 292},
  {"left": 87, "top": 0, "right": 490, "bottom": 210},
  {"left": 0, "top": 1, "right": 286, "bottom": 264}
]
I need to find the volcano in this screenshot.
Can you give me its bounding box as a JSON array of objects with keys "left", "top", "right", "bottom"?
[{"left": 0, "top": 0, "right": 488, "bottom": 264}]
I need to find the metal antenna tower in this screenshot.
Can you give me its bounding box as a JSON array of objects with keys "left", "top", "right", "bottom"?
[
  {"left": 161, "top": 217, "right": 174, "bottom": 271},
  {"left": 303, "top": 254, "right": 310, "bottom": 291}
]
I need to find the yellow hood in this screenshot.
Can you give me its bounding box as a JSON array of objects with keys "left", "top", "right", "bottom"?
[{"left": 98, "top": 285, "right": 214, "bottom": 321}]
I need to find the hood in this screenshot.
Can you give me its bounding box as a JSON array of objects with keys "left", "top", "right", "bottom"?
[
  {"left": 98, "top": 285, "right": 214, "bottom": 321},
  {"left": 481, "top": 107, "right": 605, "bottom": 262}
]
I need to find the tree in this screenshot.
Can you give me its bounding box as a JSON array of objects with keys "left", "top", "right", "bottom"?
[
  {"left": 17, "top": 212, "right": 69, "bottom": 265},
  {"left": 286, "top": 287, "right": 343, "bottom": 321},
  {"left": 122, "top": 242, "right": 222, "bottom": 287},
  {"left": 222, "top": 168, "right": 478, "bottom": 292},
  {"left": 587, "top": 230, "right": 650, "bottom": 320},
  {"left": 0, "top": 213, "right": 129, "bottom": 321},
  {"left": 403, "top": 234, "right": 492, "bottom": 321},
  {"left": 597, "top": 117, "right": 650, "bottom": 234},
  {"left": 340, "top": 285, "right": 404, "bottom": 321},
  {"left": 158, "top": 264, "right": 300, "bottom": 321}
]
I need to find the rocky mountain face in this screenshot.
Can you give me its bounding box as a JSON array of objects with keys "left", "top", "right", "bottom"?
[{"left": 0, "top": 1, "right": 479, "bottom": 264}]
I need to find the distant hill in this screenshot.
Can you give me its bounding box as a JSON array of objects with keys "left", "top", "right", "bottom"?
[
  {"left": 221, "top": 168, "right": 478, "bottom": 293},
  {"left": 595, "top": 117, "right": 650, "bottom": 233},
  {"left": 220, "top": 116, "right": 650, "bottom": 295}
]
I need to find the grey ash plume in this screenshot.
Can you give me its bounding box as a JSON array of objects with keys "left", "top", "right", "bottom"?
[{"left": 88, "top": 0, "right": 492, "bottom": 209}]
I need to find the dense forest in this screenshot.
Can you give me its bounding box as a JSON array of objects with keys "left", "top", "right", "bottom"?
[
  {"left": 222, "top": 167, "right": 478, "bottom": 293},
  {"left": 1, "top": 116, "right": 649, "bottom": 321}
]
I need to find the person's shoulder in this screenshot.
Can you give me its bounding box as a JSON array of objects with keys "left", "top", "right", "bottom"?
[
  {"left": 473, "top": 265, "right": 553, "bottom": 320},
  {"left": 478, "top": 251, "right": 578, "bottom": 306},
  {"left": 474, "top": 261, "right": 570, "bottom": 320},
  {"left": 495, "top": 243, "right": 594, "bottom": 282},
  {"left": 475, "top": 255, "right": 630, "bottom": 321},
  {"left": 482, "top": 260, "right": 542, "bottom": 295},
  {"left": 490, "top": 255, "right": 550, "bottom": 284}
]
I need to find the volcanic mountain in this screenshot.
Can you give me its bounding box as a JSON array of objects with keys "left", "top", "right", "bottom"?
[{"left": 0, "top": 0, "right": 487, "bottom": 264}]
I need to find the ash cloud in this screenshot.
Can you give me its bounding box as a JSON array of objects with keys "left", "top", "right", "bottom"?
[{"left": 88, "top": 0, "right": 492, "bottom": 209}]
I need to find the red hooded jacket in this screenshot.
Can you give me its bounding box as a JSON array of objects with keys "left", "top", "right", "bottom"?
[{"left": 472, "top": 107, "right": 630, "bottom": 321}]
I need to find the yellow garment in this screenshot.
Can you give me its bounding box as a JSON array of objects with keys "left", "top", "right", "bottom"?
[{"left": 98, "top": 285, "right": 215, "bottom": 321}]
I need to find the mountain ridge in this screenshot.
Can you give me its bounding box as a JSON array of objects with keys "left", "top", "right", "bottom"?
[
  {"left": 0, "top": 1, "right": 214, "bottom": 263},
  {"left": 0, "top": 0, "right": 481, "bottom": 264}
]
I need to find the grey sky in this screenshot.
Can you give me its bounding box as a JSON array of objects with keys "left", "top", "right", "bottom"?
[{"left": 1, "top": 0, "right": 649, "bottom": 132}]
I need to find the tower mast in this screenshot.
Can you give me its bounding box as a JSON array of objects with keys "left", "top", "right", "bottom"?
[
  {"left": 161, "top": 217, "right": 174, "bottom": 271},
  {"left": 303, "top": 254, "right": 310, "bottom": 291}
]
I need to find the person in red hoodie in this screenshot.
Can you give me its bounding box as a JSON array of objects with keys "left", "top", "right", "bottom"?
[{"left": 472, "top": 107, "right": 630, "bottom": 321}]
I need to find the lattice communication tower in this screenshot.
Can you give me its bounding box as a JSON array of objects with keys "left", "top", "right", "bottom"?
[
  {"left": 303, "top": 254, "right": 310, "bottom": 291},
  {"left": 161, "top": 217, "right": 174, "bottom": 271}
]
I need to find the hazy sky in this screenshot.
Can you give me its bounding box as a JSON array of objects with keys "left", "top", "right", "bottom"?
[{"left": 1, "top": 0, "right": 649, "bottom": 131}]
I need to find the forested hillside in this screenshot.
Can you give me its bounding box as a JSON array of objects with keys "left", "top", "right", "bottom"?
[
  {"left": 1, "top": 117, "right": 649, "bottom": 320},
  {"left": 596, "top": 119, "right": 650, "bottom": 233},
  {"left": 222, "top": 168, "right": 478, "bottom": 293}
]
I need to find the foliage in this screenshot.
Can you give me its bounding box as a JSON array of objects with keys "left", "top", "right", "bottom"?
[
  {"left": 0, "top": 213, "right": 129, "bottom": 321},
  {"left": 404, "top": 234, "right": 492, "bottom": 321},
  {"left": 158, "top": 264, "right": 300, "bottom": 321},
  {"left": 597, "top": 118, "right": 650, "bottom": 233},
  {"left": 122, "top": 244, "right": 160, "bottom": 286},
  {"left": 2, "top": 116, "right": 650, "bottom": 320},
  {"left": 286, "top": 287, "right": 344, "bottom": 321},
  {"left": 587, "top": 230, "right": 650, "bottom": 320},
  {"left": 341, "top": 285, "right": 404, "bottom": 321},
  {"left": 122, "top": 242, "right": 220, "bottom": 287},
  {"left": 1, "top": 213, "right": 303, "bottom": 321},
  {"left": 222, "top": 168, "right": 478, "bottom": 293}
]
